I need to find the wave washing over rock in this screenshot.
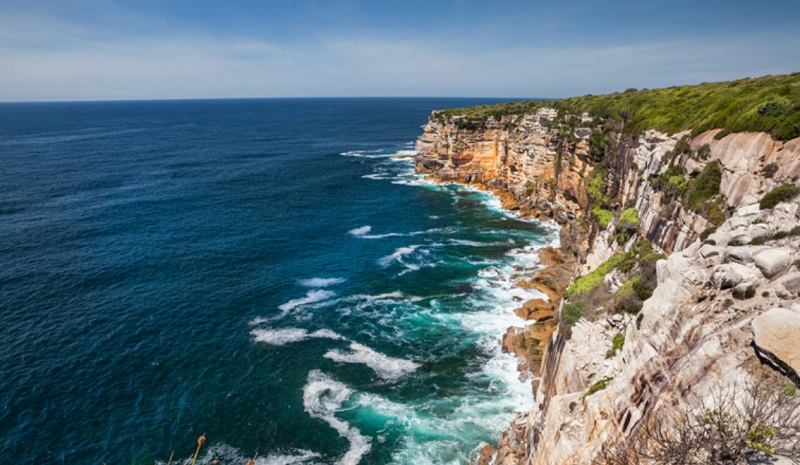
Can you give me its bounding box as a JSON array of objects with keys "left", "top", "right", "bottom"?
[{"left": 414, "top": 90, "right": 800, "bottom": 464}]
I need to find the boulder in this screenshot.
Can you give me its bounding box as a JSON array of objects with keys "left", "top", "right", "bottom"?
[
  {"left": 749, "top": 223, "right": 772, "bottom": 239},
  {"left": 753, "top": 248, "right": 792, "bottom": 279},
  {"left": 729, "top": 216, "right": 749, "bottom": 230},
  {"left": 711, "top": 263, "right": 761, "bottom": 289},
  {"left": 723, "top": 246, "right": 758, "bottom": 264},
  {"left": 780, "top": 275, "right": 800, "bottom": 297},
  {"left": 752, "top": 308, "right": 800, "bottom": 384},
  {"left": 698, "top": 244, "right": 719, "bottom": 259},
  {"left": 724, "top": 230, "right": 750, "bottom": 245},
  {"left": 732, "top": 283, "right": 755, "bottom": 300}
]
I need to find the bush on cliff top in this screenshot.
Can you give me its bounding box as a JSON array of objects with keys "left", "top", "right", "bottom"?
[
  {"left": 435, "top": 73, "right": 800, "bottom": 141},
  {"left": 557, "top": 73, "right": 800, "bottom": 140}
]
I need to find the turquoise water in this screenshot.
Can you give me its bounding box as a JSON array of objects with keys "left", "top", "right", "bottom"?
[{"left": 0, "top": 99, "right": 556, "bottom": 465}]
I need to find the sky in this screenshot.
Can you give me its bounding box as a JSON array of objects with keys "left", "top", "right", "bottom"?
[{"left": 1, "top": 0, "right": 799, "bottom": 101}]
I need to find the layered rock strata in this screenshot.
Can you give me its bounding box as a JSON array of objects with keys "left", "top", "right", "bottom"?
[{"left": 415, "top": 108, "right": 800, "bottom": 464}]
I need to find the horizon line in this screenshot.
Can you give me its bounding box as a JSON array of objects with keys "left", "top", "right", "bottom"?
[{"left": 0, "top": 96, "right": 560, "bottom": 105}]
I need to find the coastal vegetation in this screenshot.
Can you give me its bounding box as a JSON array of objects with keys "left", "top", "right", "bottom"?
[
  {"left": 564, "top": 253, "right": 628, "bottom": 299},
  {"left": 599, "top": 375, "right": 800, "bottom": 464},
  {"left": 760, "top": 184, "right": 800, "bottom": 209},
  {"left": 605, "top": 333, "right": 625, "bottom": 359},
  {"left": 432, "top": 73, "right": 800, "bottom": 141},
  {"left": 584, "top": 377, "right": 614, "bottom": 400}
]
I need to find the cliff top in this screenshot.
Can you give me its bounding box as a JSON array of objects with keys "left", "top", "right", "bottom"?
[{"left": 434, "top": 72, "right": 800, "bottom": 141}]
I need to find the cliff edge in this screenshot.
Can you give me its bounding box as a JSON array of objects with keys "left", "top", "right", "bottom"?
[{"left": 414, "top": 74, "right": 800, "bottom": 465}]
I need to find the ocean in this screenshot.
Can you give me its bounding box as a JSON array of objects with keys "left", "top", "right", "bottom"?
[{"left": 0, "top": 98, "right": 556, "bottom": 465}]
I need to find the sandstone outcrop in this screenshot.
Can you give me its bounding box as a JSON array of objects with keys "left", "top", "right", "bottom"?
[{"left": 414, "top": 106, "right": 800, "bottom": 465}]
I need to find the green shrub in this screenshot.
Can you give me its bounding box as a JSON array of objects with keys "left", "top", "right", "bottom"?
[
  {"left": 592, "top": 207, "right": 613, "bottom": 229},
  {"left": 584, "top": 377, "right": 614, "bottom": 399},
  {"left": 696, "top": 144, "right": 711, "bottom": 160},
  {"left": 652, "top": 165, "right": 686, "bottom": 203},
  {"left": 758, "top": 100, "right": 790, "bottom": 117},
  {"left": 617, "top": 276, "right": 648, "bottom": 313},
  {"left": 618, "top": 255, "right": 637, "bottom": 273},
  {"left": 760, "top": 184, "right": 800, "bottom": 209},
  {"left": 634, "top": 239, "right": 653, "bottom": 255},
  {"left": 684, "top": 161, "right": 722, "bottom": 212},
  {"left": 587, "top": 166, "right": 610, "bottom": 206},
  {"left": 605, "top": 333, "right": 625, "bottom": 359},
  {"left": 619, "top": 208, "right": 640, "bottom": 227},
  {"left": 565, "top": 253, "right": 629, "bottom": 298},
  {"left": 616, "top": 208, "right": 640, "bottom": 244},
  {"left": 563, "top": 301, "right": 586, "bottom": 325},
  {"left": 589, "top": 131, "right": 611, "bottom": 162},
  {"left": 617, "top": 276, "right": 641, "bottom": 299}
]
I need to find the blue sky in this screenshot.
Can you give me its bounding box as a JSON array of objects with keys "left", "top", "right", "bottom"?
[{"left": 1, "top": 0, "right": 799, "bottom": 101}]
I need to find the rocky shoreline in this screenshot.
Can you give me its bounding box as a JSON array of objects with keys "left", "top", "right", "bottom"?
[{"left": 414, "top": 106, "right": 800, "bottom": 464}]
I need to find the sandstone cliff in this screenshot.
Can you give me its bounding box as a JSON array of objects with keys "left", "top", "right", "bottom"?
[{"left": 415, "top": 106, "right": 800, "bottom": 465}]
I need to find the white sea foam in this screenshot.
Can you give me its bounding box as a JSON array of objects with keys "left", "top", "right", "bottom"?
[
  {"left": 346, "top": 291, "right": 407, "bottom": 301},
  {"left": 258, "top": 449, "right": 322, "bottom": 465},
  {"left": 248, "top": 316, "right": 269, "bottom": 326},
  {"left": 339, "top": 150, "right": 394, "bottom": 159},
  {"left": 298, "top": 277, "right": 346, "bottom": 288},
  {"left": 157, "top": 444, "right": 321, "bottom": 465},
  {"left": 251, "top": 327, "right": 345, "bottom": 346},
  {"left": 323, "top": 342, "right": 419, "bottom": 381},
  {"left": 303, "top": 370, "right": 372, "bottom": 465},
  {"left": 449, "top": 239, "right": 509, "bottom": 248},
  {"left": 278, "top": 290, "right": 337, "bottom": 313},
  {"left": 348, "top": 225, "right": 373, "bottom": 237},
  {"left": 378, "top": 245, "right": 419, "bottom": 268},
  {"left": 349, "top": 225, "right": 452, "bottom": 240}
]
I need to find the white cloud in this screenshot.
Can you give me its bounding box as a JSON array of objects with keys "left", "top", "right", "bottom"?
[{"left": 0, "top": 10, "right": 797, "bottom": 101}]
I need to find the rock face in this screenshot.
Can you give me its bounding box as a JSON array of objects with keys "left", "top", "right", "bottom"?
[
  {"left": 752, "top": 309, "right": 800, "bottom": 384},
  {"left": 414, "top": 108, "right": 800, "bottom": 465}
]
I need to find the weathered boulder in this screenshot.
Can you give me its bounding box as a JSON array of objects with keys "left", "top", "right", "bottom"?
[
  {"left": 698, "top": 244, "right": 719, "bottom": 259},
  {"left": 711, "top": 263, "right": 761, "bottom": 289},
  {"left": 753, "top": 248, "right": 792, "bottom": 279},
  {"left": 752, "top": 308, "right": 800, "bottom": 384},
  {"left": 516, "top": 298, "right": 556, "bottom": 320}
]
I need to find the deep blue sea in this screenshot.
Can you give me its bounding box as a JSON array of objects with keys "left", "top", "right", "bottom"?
[{"left": 0, "top": 98, "right": 556, "bottom": 465}]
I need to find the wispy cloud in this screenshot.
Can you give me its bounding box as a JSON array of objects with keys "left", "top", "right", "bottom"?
[{"left": 0, "top": 6, "right": 798, "bottom": 101}]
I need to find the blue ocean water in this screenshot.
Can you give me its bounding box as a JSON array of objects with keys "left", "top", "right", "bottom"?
[{"left": 0, "top": 98, "right": 556, "bottom": 465}]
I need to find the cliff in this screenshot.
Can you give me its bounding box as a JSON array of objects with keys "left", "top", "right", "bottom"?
[{"left": 414, "top": 76, "right": 800, "bottom": 465}]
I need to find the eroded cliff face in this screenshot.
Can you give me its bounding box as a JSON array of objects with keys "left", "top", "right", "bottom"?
[{"left": 414, "top": 108, "right": 800, "bottom": 465}]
